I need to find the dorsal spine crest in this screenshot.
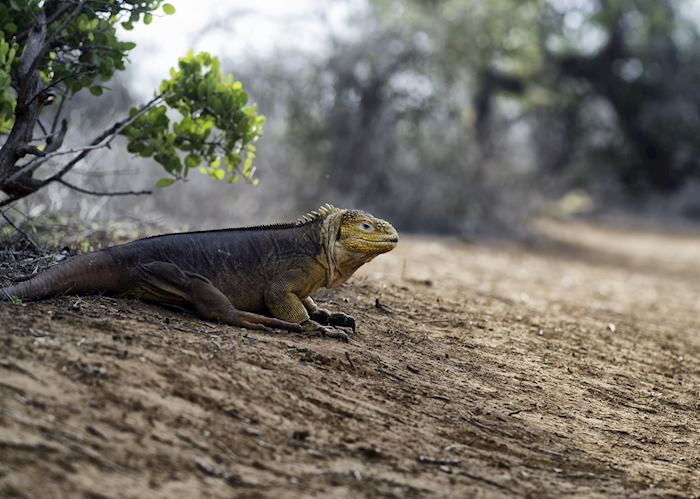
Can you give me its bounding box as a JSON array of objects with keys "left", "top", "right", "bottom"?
[
  {"left": 133, "top": 204, "right": 340, "bottom": 243},
  {"left": 295, "top": 203, "right": 340, "bottom": 226}
]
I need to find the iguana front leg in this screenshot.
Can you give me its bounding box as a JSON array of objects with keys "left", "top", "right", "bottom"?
[
  {"left": 134, "top": 262, "right": 302, "bottom": 333},
  {"left": 302, "top": 297, "right": 356, "bottom": 333},
  {"left": 265, "top": 273, "right": 349, "bottom": 342}
]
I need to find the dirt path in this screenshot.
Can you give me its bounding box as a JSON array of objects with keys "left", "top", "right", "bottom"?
[{"left": 1, "top": 220, "right": 699, "bottom": 498}]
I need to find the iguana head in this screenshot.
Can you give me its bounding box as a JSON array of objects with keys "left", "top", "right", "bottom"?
[
  {"left": 301, "top": 204, "right": 398, "bottom": 288},
  {"left": 336, "top": 209, "right": 399, "bottom": 254}
]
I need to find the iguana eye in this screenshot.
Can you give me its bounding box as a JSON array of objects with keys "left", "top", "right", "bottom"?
[{"left": 358, "top": 221, "right": 374, "bottom": 232}]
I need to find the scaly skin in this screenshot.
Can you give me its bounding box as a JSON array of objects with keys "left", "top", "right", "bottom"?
[{"left": 0, "top": 205, "right": 398, "bottom": 341}]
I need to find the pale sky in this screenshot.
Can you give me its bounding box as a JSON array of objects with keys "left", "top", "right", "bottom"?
[
  {"left": 120, "top": 0, "right": 359, "bottom": 99},
  {"left": 121, "top": 0, "right": 700, "bottom": 99}
]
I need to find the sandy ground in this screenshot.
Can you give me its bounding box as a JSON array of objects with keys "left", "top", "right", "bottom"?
[{"left": 1, "top": 219, "right": 699, "bottom": 498}]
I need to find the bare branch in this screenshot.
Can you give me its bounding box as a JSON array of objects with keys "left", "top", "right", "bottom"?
[
  {"left": 20, "top": 143, "right": 112, "bottom": 162},
  {"left": 56, "top": 179, "right": 152, "bottom": 197},
  {"left": 0, "top": 210, "right": 42, "bottom": 251},
  {"left": 43, "top": 119, "right": 68, "bottom": 154},
  {"left": 31, "top": 119, "right": 67, "bottom": 146},
  {"left": 36, "top": 68, "right": 96, "bottom": 102},
  {"left": 41, "top": 93, "right": 164, "bottom": 184},
  {"left": 50, "top": 89, "right": 70, "bottom": 134},
  {"left": 16, "top": 144, "right": 46, "bottom": 157},
  {"left": 5, "top": 94, "right": 163, "bottom": 186},
  {"left": 0, "top": 93, "right": 164, "bottom": 208},
  {"left": 37, "top": 118, "right": 48, "bottom": 136}
]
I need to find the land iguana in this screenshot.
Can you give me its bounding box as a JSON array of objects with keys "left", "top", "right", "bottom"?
[{"left": 0, "top": 205, "right": 398, "bottom": 341}]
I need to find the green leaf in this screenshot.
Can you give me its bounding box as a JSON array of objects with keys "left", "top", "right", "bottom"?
[
  {"left": 163, "top": 3, "right": 176, "bottom": 15},
  {"left": 155, "top": 178, "right": 177, "bottom": 188},
  {"left": 185, "top": 153, "right": 201, "bottom": 168},
  {"left": 144, "top": 13, "right": 153, "bottom": 25},
  {"left": 89, "top": 86, "right": 103, "bottom": 96}
]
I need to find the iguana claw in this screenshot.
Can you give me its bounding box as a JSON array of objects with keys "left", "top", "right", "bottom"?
[
  {"left": 322, "top": 328, "right": 349, "bottom": 343},
  {"left": 309, "top": 310, "right": 356, "bottom": 334},
  {"left": 311, "top": 309, "right": 332, "bottom": 325},
  {"left": 329, "top": 312, "right": 356, "bottom": 333},
  {"left": 301, "top": 320, "right": 349, "bottom": 342}
]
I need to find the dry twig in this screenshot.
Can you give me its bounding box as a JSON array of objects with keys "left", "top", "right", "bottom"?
[{"left": 195, "top": 458, "right": 242, "bottom": 487}]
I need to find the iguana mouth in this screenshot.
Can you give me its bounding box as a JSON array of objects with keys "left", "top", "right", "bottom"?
[
  {"left": 348, "top": 239, "right": 399, "bottom": 255},
  {"left": 357, "top": 237, "right": 398, "bottom": 245},
  {"left": 376, "top": 235, "right": 399, "bottom": 243}
]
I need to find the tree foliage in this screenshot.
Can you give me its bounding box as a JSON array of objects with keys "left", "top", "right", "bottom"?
[
  {"left": 276, "top": 2, "right": 548, "bottom": 233},
  {"left": 0, "top": 37, "right": 16, "bottom": 134},
  {"left": 0, "top": 0, "right": 263, "bottom": 207},
  {"left": 370, "top": 0, "right": 700, "bottom": 193},
  {"left": 542, "top": 0, "right": 700, "bottom": 192},
  {"left": 241, "top": 0, "right": 700, "bottom": 235},
  {"left": 122, "top": 51, "right": 263, "bottom": 186}
]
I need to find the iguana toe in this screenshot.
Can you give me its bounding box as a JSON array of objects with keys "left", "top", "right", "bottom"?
[
  {"left": 329, "top": 312, "right": 356, "bottom": 333},
  {"left": 310, "top": 309, "right": 331, "bottom": 325},
  {"left": 240, "top": 321, "right": 275, "bottom": 333},
  {"left": 300, "top": 320, "right": 350, "bottom": 342},
  {"left": 322, "top": 328, "right": 349, "bottom": 342}
]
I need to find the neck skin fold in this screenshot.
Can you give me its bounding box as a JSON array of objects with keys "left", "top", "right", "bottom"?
[{"left": 320, "top": 214, "right": 342, "bottom": 288}]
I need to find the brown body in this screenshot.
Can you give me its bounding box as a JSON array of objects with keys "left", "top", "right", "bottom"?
[{"left": 0, "top": 205, "right": 398, "bottom": 340}]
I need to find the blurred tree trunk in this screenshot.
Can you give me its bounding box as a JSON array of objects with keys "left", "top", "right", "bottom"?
[{"left": 555, "top": 13, "right": 685, "bottom": 191}]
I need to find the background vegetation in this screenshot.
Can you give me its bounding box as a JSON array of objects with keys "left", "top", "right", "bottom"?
[{"left": 2, "top": 0, "right": 700, "bottom": 237}]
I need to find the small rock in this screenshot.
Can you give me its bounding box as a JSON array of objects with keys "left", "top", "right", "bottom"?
[
  {"left": 292, "top": 430, "right": 310, "bottom": 441},
  {"left": 607, "top": 323, "right": 616, "bottom": 333}
]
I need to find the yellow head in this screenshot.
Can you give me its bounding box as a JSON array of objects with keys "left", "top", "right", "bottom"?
[
  {"left": 309, "top": 205, "right": 398, "bottom": 288},
  {"left": 336, "top": 209, "right": 399, "bottom": 255}
]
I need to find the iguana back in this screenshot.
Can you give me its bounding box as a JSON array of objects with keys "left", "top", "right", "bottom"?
[{"left": 1, "top": 220, "right": 323, "bottom": 310}]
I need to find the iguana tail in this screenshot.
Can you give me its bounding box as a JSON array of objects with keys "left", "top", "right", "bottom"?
[{"left": 0, "top": 252, "right": 123, "bottom": 302}]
